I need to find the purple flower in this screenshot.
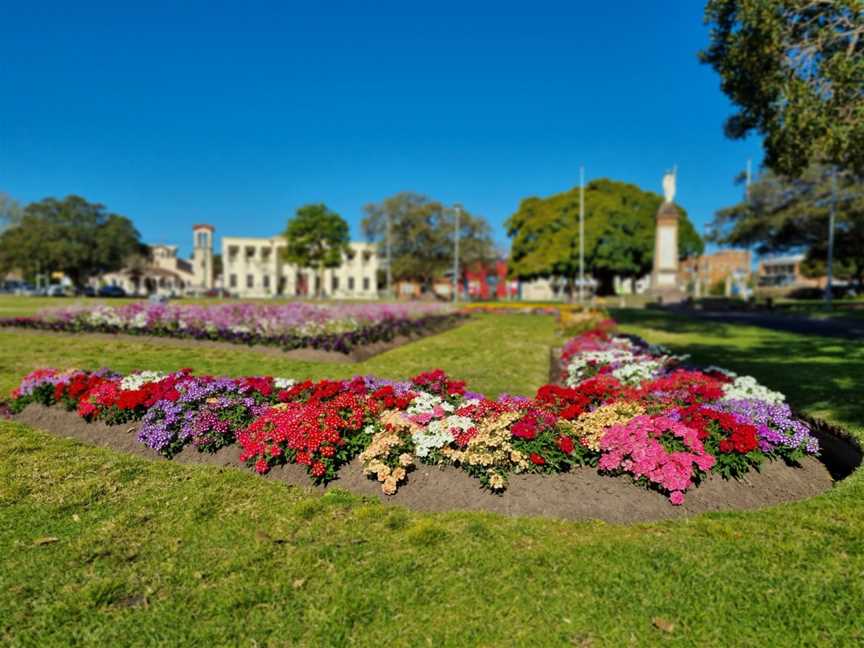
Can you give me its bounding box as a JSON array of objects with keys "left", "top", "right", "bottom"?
[{"left": 718, "top": 399, "right": 819, "bottom": 455}]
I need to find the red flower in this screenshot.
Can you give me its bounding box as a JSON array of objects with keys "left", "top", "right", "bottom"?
[
  {"left": 557, "top": 435, "right": 574, "bottom": 454},
  {"left": 511, "top": 416, "right": 538, "bottom": 440},
  {"left": 311, "top": 461, "right": 326, "bottom": 477},
  {"left": 529, "top": 452, "right": 546, "bottom": 466},
  {"left": 254, "top": 458, "right": 270, "bottom": 474}
]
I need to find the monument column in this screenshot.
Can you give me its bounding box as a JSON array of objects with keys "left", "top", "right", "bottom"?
[{"left": 651, "top": 169, "right": 684, "bottom": 301}]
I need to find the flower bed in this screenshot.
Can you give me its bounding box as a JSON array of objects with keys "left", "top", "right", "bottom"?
[
  {"left": 0, "top": 302, "right": 459, "bottom": 353},
  {"left": 7, "top": 319, "right": 824, "bottom": 506}
]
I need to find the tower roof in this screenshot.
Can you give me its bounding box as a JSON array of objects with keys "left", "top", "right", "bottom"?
[{"left": 193, "top": 223, "right": 215, "bottom": 231}]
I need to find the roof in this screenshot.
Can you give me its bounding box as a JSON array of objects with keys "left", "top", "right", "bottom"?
[
  {"left": 193, "top": 224, "right": 215, "bottom": 231},
  {"left": 762, "top": 254, "right": 805, "bottom": 265}
]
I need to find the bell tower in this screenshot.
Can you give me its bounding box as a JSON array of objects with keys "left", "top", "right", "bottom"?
[{"left": 192, "top": 224, "right": 214, "bottom": 290}]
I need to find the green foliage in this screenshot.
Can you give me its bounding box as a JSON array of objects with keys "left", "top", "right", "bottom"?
[
  {"left": 506, "top": 179, "right": 703, "bottom": 295},
  {"left": 281, "top": 204, "right": 350, "bottom": 296},
  {"left": 0, "top": 192, "right": 23, "bottom": 231},
  {"left": 362, "top": 192, "right": 495, "bottom": 290},
  {"left": 701, "top": 0, "right": 864, "bottom": 176},
  {"left": 0, "top": 195, "right": 143, "bottom": 286},
  {"left": 711, "top": 163, "right": 864, "bottom": 286}
]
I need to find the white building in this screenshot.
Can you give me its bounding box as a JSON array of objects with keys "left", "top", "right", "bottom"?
[
  {"left": 99, "top": 243, "right": 202, "bottom": 296},
  {"left": 221, "top": 231, "right": 380, "bottom": 299}
]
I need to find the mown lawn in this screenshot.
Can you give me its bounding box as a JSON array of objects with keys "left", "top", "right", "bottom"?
[{"left": 1, "top": 310, "right": 863, "bottom": 646}]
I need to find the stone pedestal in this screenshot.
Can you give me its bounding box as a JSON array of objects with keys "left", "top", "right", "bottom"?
[{"left": 651, "top": 201, "right": 686, "bottom": 303}]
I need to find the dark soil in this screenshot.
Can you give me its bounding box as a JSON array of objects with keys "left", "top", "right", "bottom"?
[
  {"left": 11, "top": 404, "right": 840, "bottom": 524},
  {"left": 1, "top": 321, "right": 460, "bottom": 363}
]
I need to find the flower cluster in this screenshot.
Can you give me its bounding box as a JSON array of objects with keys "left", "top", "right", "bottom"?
[
  {"left": 7, "top": 320, "right": 821, "bottom": 505},
  {"left": 0, "top": 302, "right": 461, "bottom": 354}
]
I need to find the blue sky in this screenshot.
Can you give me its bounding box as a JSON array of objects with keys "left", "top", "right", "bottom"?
[{"left": 0, "top": 1, "right": 762, "bottom": 257}]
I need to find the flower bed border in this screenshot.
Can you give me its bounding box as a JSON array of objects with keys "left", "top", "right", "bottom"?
[{"left": 0, "top": 313, "right": 465, "bottom": 359}]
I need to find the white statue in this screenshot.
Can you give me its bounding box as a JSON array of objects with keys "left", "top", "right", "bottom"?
[{"left": 662, "top": 167, "right": 677, "bottom": 203}]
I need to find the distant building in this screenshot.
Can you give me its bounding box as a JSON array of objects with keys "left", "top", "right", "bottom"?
[
  {"left": 680, "top": 249, "right": 752, "bottom": 297},
  {"left": 99, "top": 244, "right": 196, "bottom": 296},
  {"left": 221, "top": 232, "right": 380, "bottom": 299},
  {"left": 757, "top": 254, "right": 823, "bottom": 291}
]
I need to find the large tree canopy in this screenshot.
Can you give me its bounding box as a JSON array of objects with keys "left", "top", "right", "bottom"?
[
  {"left": 0, "top": 195, "right": 143, "bottom": 285},
  {"left": 281, "top": 203, "right": 350, "bottom": 297},
  {"left": 506, "top": 179, "right": 703, "bottom": 295},
  {"left": 701, "top": 0, "right": 864, "bottom": 176},
  {"left": 710, "top": 163, "right": 864, "bottom": 287},
  {"left": 362, "top": 192, "right": 495, "bottom": 290}
]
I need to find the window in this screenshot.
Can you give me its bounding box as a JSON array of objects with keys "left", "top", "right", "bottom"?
[
  {"left": 263, "top": 275, "right": 270, "bottom": 289},
  {"left": 247, "top": 274, "right": 254, "bottom": 288},
  {"left": 261, "top": 247, "right": 271, "bottom": 260},
  {"left": 245, "top": 246, "right": 256, "bottom": 259},
  {"left": 348, "top": 277, "right": 355, "bottom": 291},
  {"left": 315, "top": 276, "right": 321, "bottom": 293},
  {"left": 332, "top": 276, "right": 339, "bottom": 291},
  {"left": 227, "top": 245, "right": 239, "bottom": 261},
  {"left": 363, "top": 277, "right": 370, "bottom": 291},
  {"left": 229, "top": 274, "right": 237, "bottom": 288},
  {"left": 196, "top": 231, "right": 208, "bottom": 248}
]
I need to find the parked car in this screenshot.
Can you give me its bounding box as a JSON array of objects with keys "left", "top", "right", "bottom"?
[
  {"left": 75, "top": 286, "right": 96, "bottom": 297},
  {"left": 97, "top": 285, "right": 127, "bottom": 298},
  {"left": 13, "top": 284, "right": 38, "bottom": 296},
  {"left": 204, "top": 288, "right": 232, "bottom": 298},
  {"left": 46, "top": 285, "right": 68, "bottom": 297}
]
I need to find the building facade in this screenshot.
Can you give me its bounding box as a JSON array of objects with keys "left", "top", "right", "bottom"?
[
  {"left": 221, "top": 232, "right": 381, "bottom": 299},
  {"left": 679, "top": 249, "right": 752, "bottom": 297},
  {"left": 757, "top": 254, "right": 823, "bottom": 291},
  {"left": 99, "top": 243, "right": 199, "bottom": 296}
]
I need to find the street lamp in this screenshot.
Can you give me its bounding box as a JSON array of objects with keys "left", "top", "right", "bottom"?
[{"left": 452, "top": 203, "right": 462, "bottom": 303}]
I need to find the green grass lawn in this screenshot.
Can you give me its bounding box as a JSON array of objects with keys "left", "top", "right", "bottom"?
[{"left": 1, "top": 311, "right": 863, "bottom": 646}]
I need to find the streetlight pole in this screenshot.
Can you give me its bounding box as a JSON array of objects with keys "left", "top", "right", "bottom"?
[
  {"left": 825, "top": 167, "right": 837, "bottom": 310},
  {"left": 385, "top": 211, "right": 392, "bottom": 298},
  {"left": 579, "top": 166, "right": 585, "bottom": 303},
  {"left": 453, "top": 203, "right": 461, "bottom": 304}
]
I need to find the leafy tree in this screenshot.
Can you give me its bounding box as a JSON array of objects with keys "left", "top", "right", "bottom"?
[
  {"left": 0, "top": 195, "right": 143, "bottom": 286},
  {"left": 362, "top": 192, "right": 495, "bottom": 292},
  {"left": 710, "top": 163, "right": 864, "bottom": 288},
  {"left": 0, "top": 193, "right": 24, "bottom": 234},
  {"left": 506, "top": 179, "right": 703, "bottom": 296},
  {"left": 701, "top": 0, "right": 864, "bottom": 176},
  {"left": 281, "top": 203, "right": 350, "bottom": 298}
]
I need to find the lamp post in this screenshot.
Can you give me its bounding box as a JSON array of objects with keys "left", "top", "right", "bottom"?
[
  {"left": 579, "top": 166, "right": 585, "bottom": 303},
  {"left": 386, "top": 210, "right": 392, "bottom": 298},
  {"left": 825, "top": 167, "right": 837, "bottom": 310},
  {"left": 453, "top": 203, "right": 462, "bottom": 303}
]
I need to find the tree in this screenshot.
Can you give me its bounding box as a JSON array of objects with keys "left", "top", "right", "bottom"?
[
  {"left": 710, "top": 163, "right": 864, "bottom": 288},
  {"left": 701, "top": 0, "right": 864, "bottom": 176},
  {"left": 281, "top": 203, "right": 350, "bottom": 298},
  {"left": 0, "top": 195, "right": 143, "bottom": 286},
  {"left": 362, "top": 192, "right": 495, "bottom": 292},
  {"left": 0, "top": 192, "right": 23, "bottom": 231},
  {"left": 506, "top": 179, "right": 704, "bottom": 296}
]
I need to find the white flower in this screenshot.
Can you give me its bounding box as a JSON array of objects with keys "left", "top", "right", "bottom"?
[
  {"left": 120, "top": 370, "right": 167, "bottom": 391},
  {"left": 722, "top": 375, "right": 785, "bottom": 404},
  {"left": 274, "top": 377, "right": 296, "bottom": 390},
  {"left": 411, "top": 415, "right": 473, "bottom": 458},
  {"left": 612, "top": 359, "right": 663, "bottom": 386}
]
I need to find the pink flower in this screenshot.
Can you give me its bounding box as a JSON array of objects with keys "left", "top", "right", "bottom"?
[{"left": 669, "top": 491, "right": 685, "bottom": 505}]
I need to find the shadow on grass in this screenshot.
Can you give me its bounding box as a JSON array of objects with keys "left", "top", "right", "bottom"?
[{"left": 611, "top": 309, "right": 864, "bottom": 432}]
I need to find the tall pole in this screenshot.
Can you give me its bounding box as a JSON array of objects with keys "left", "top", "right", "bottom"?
[
  {"left": 746, "top": 158, "right": 752, "bottom": 202},
  {"left": 453, "top": 203, "right": 461, "bottom": 304},
  {"left": 579, "top": 166, "right": 585, "bottom": 303},
  {"left": 385, "top": 211, "right": 392, "bottom": 298},
  {"left": 825, "top": 167, "right": 837, "bottom": 310}
]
